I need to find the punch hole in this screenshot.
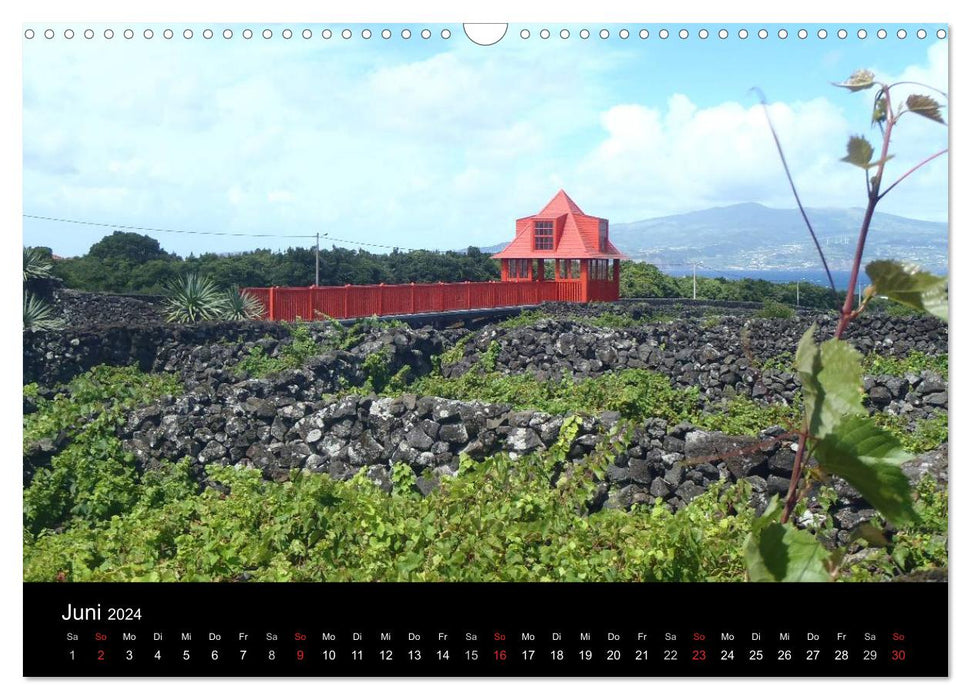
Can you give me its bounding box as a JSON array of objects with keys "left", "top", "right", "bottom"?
[
  {"left": 877, "top": 29, "right": 887, "bottom": 39},
  {"left": 84, "top": 29, "right": 94, "bottom": 39},
  {"left": 124, "top": 28, "right": 133, "bottom": 39},
  {"left": 184, "top": 29, "right": 193, "bottom": 39},
  {"left": 302, "top": 29, "right": 312, "bottom": 39},
  {"left": 204, "top": 29, "right": 214, "bottom": 39},
  {"left": 225, "top": 29, "right": 234, "bottom": 39},
  {"left": 421, "top": 29, "right": 431, "bottom": 39},
  {"left": 44, "top": 28, "right": 54, "bottom": 39},
  {"left": 104, "top": 29, "right": 114, "bottom": 39},
  {"left": 658, "top": 29, "right": 668, "bottom": 39},
  {"left": 917, "top": 29, "right": 927, "bottom": 39},
  {"left": 937, "top": 29, "right": 946, "bottom": 39},
  {"left": 718, "top": 29, "right": 728, "bottom": 39},
  {"left": 798, "top": 29, "right": 808, "bottom": 39},
  {"left": 858, "top": 29, "right": 867, "bottom": 39},
  {"left": 897, "top": 29, "right": 906, "bottom": 39},
  {"left": 361, "top": 29, "right": 371, "bottom": 39},
  {"left": 580, "top": 29, "right": 590, "bottom": 39},
  {"left": 263, "top": 29, "right": 273, "bottom": 39},
  {"left": 738, "top": 29, "right": 748, "bottom": 39},
  {"left": 520, "top": 29, "right": 529, "bottom": 39},
  {"left": 144, "top": 29, "right": 153, "bottom": 39},
  {"left": 837, "top": 29, "right": 847, "bottom": 39},
  {"left": 24, "top": 28, "right": 34, "bottom": 39},
  {"left": 401, "top": 29, "right": 411, "bottom": 39},
  {"left": 560, "top": 29, "right": 569, "bottom": 39},
  {"left": 619, "top": 29, "right": 630, "bottom": 39},
  {"left": 540, "top": 29, "right": 550, "bottom": 39},
  {"left": 164, "top": 29, "right": 174, "bottom": 39},
  {"left": 758, "top": 29, "right": 768, "bottom": 39},
  {"left": 321, "top": 29, "right": 331, "bottom": 39},
  {"left": 698, "top": 29, "right": 708, "bottom": 39},
  {"left": 817, "top": 29, "right": 827, "bottom": 39},
  {"left": 382, "top": 29, "right": 391, "bottom": 39},
  {"left": 441, "top": 29, "right": 451, "bottom": 39},
  {"left": 678, "top": 29, "right": 687, "bottom": 39},
  {"left": 778, "top": 29, "right": 788, "bottom": 39},
  {"left": 341, "top": 29, "right": 351, "bottom": 39},
  {"left": 283, "top": 29, "right": 293, "bottom": 39},
  {"left": 639, "top": 29, "right": 648, "bottom": 39},
  {"left": 600, "top": 29, "right": 609, "bottom": 39},
  {"left": 65, "top": 29, "right": 75, "bottom": 39}
]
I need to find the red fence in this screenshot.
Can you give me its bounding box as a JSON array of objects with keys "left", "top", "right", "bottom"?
[{"left": 243, "top": 279, "right": 619, "bottom": 322}]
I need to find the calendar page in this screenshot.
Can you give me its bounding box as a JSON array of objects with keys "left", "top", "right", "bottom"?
[{"left": 21, "top": 18, "right": 948, "bottom": 678}]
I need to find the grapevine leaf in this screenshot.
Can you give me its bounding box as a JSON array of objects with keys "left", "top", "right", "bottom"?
[
  {"left": 795, "top": 327, "right": 865, "bottom": 438},
  {"left": 745, "top": 521, "right": 833, "bottom": 582},
  {"left": 871, "top": 96, "right": 887, "bottom": 126},
  {"left": 905, "top": 94, "right": 946, "bottom": 124},
  {"left": 866, "top": 260, "right": 948, "bottom": 321},
  {"left": 833, "top": 69, "right": 876, "bottom": 92},
  {"left": 841, "top": 136, "right": 875, "bottom": 169},
  {"left": 812, "top": 415, "right": 917, "bottom": 526}
]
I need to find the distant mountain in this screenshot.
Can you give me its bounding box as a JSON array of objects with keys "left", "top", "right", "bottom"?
[{"left": 479, "top": 203, "right": 948, "bottom": 271}]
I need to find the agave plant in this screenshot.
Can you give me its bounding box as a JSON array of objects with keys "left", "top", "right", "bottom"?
[
  {"left": 24, "top": 292, "right": 64, "bottom": 331},
  {"left": 23, "top": 247, "right": 54, "bottom": 282},
  {"left": 162, "top": 273, "right": 227, "bottom": 323},
  {"left": 223, "top": 286, "right": 266, "bottom": 320}
]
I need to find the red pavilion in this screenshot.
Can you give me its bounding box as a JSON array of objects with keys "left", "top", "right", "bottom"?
[{"left": 492, "top": 190, "right": 626, "bottom": 302}]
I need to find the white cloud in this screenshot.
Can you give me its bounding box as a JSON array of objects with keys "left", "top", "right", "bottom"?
[
  {"left": 574, "top": 43, "right": 948, "bottom": 224},
  {"left": 21, "top": 36, "right": 948, "bottom": 258},
  {"left": 577, "top": 96, "right": 856, "bottom": 219}
]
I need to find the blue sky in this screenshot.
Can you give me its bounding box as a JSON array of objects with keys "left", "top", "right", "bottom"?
[{"left": 22, "top": 23, "right": 948, "bottom": 257}]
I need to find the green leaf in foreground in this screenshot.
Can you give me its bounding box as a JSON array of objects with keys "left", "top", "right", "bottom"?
[
  {"left": 812, "top": 415, "right": 916, "bottom": 526},
  {"left": 833, "top": 69, "right": 876, "bottom": 92},
  {"left": 866, "top": 260, "right": 948, "bottom": 321},
  {"left": 841, "top": 136, "right": 875, "bottom": 169},
  {"left": 905, "top": 94, "right": 946, "bottom": 125},
  {"left": 744, "top": 498, "right": 833, "bottom": 582},
  {"left": 795, "top": 327, "right": 865, "bottom": 438}
]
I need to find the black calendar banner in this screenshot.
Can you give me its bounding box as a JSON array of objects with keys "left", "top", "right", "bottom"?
[{"left": 24, "top": 582, "right": 947, "bottom": 677}]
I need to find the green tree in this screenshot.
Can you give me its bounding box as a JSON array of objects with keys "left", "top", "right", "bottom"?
[{"left": 88, "top": 231, "right": 174, "bottom": 265}]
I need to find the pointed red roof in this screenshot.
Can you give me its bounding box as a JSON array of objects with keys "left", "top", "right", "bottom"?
[
  {"left": 492, "top": 190, "right": 628, "bottom": 260},
  {"left": 538, "top": 189, "right": 584, "bottom": 217}
]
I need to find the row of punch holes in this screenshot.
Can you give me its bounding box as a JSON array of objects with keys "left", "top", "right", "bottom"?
[{"left": 24, "top": 26, "right": 947, "bottom": 42}]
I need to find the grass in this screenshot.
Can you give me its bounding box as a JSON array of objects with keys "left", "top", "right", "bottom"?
[{"left": 863, "top": 350, "right": 948, "bottom": 379}]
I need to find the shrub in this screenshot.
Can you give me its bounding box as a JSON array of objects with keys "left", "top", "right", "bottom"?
[
  {"left": 754, "top": 300, "right": 796, "bottom": 319},
  {"left": 23, "top": 247, "right": 54, "bottom": 282},
  {"left": 236, "top": 323, "right": 322, "bottom": 378},
  {"left": 23, "top": 292, "right": 64, "bottom": 331},
  {"left": 162, "top": 273, "right": 226, "bottom": 323},
  {"left": 222, "top": 287, "right": 265, "bottom": 321}
]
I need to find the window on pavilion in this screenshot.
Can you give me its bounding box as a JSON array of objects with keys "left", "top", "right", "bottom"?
[{"left": 533, "top": 221, "right": 554, "bottom": 250}]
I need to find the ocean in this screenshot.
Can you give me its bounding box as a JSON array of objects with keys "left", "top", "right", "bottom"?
[{"left": 662, "top": 267, "right": 950, "bottom": 291}]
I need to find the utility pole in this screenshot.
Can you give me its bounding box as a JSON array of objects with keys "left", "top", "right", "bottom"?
[{"left": 315, "top": 232, "right": 320, "bottom": 287}]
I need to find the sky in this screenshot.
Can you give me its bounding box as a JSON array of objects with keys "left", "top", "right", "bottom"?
[{"left": 22, "top": 22, "right": 948, "bottom": 258}]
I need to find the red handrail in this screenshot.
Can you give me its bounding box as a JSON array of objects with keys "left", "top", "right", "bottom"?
[{"left": 243, "top": 278, "right": 616, "bottom": 322}]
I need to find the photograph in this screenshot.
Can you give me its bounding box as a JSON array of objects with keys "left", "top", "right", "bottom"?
[{"left": 20, "top": 19, "right": 949, "bottom": 678}]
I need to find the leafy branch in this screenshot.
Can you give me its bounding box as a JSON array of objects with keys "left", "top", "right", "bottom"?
[{"left": 747, "top": 71, "right": 948, "bottom": 581}]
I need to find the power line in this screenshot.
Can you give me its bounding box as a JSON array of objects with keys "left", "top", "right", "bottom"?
[
  {"left": 23, "top": 213, "right": 446, "bottom": 253},
  {"left": 23, "top": 214, "right": 315, "bottom": 239}
]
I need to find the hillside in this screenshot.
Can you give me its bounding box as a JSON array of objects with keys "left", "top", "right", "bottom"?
[{"left": 483, "top": 203, "right": 948, "bottom": 272}]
